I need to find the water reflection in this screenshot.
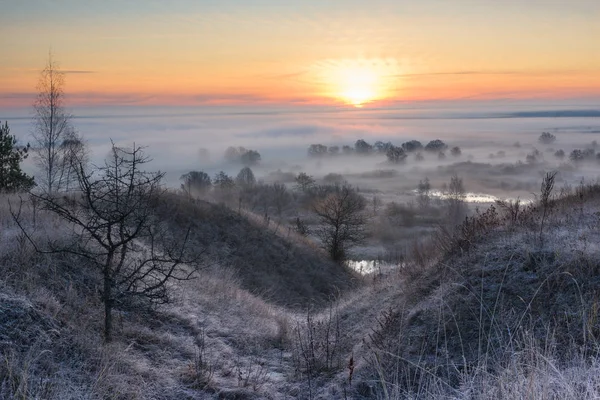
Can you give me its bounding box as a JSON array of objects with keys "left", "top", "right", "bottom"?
[{"left": 346, "top": 260, "right": 394, "bottom": 275}]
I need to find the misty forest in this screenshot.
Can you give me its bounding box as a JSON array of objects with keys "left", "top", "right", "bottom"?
[{"left": 3, "top": 2, "right": 600, "bottom": 398}]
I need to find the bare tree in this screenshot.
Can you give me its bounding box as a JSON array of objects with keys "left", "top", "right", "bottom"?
[
  {"left": 59, "top": 127, "right": 88, "bottom": 191},
  {"left": 445, "top": 173, "right": 467, "bottom": 226},
  {"left": 16, "top": 142, "right": 195, "bottom": 342},
  {"left": 314, "top": 185, "right": 366, "bottom": 262},
  {"left": 32, "top": 52, "right": 73, "bottom": 193},
  {"left": 417, "top": 177, "right": 431, "bottom": 210},
  {"left": 271, "top": 183, "right": 291, "bottom": 216}
]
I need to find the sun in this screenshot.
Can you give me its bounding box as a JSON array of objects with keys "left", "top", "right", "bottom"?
[
  {"left": 338, "top": 67, "right": 379, "bottom": 107},
  {"left": 313, "top": 58, "right": 400, "bottom": 107}
]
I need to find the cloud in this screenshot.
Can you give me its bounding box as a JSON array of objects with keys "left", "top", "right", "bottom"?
[
  {"left": 63, "top": 70, "right": 97, "bottom": 74},
  {"left": 1, "top": 67, "right": 97, "bottom": 74},
  {"left": 394, "top": 69, "right": 582, "bottom": 78}
]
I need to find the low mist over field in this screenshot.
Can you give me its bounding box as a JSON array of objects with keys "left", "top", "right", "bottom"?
[{"left": 5, "top": 100, "right": 600, "bottom": 202}]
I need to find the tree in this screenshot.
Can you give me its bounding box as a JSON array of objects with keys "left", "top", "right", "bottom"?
[
  {"left": 214, "top": 171, "right": 235, "bottom": 190},
  {"left": 445, "top": 174, "right": 467, "bottom": 225},
  {"left": 180, "top": 170, "right": 212, "bottom": 197},
  {"left": 374, "top": 141, "right": 392, "bottom": 154},
  {"left": 569, "top": 149, "right": 585, "bottom": 165},
  {"left": 354, "top": 139, "right": 373, "bottom": 155},
  {"left": 583, "top": 148, "right": 596, "bottom": 160},
  {"left": 539, "top": 132, "right": 557, "bottom": 145},
  {"left": 295, "top": 172, "right": 315, "bottom": 192},
  {"left": 386, "top": 145, "right": 407, "bottom": 164},
  {"left": 424, "top": 139, "right": 447, "bottom": 152},
  {"left": 416, "top": 177, "right": 431, "bottom": 210},
  {"left": 342, "top": 145, "right": 354, "bottom": 155},
  {"left": 270, "top": 183, "right": 291, "bottom": 216},
  {"left": 19, "top": 143, "right": 195, "bottom": 342},
  {"left": 0, "top": 121, "right": 35, "bottom": 192},
  {"left": 236, "top": 166, "right": 256, "bottom": 188},
  {"left": 314, "top": 185, "right": 366, "bottom": 262},
  {"left": 224, "top": 146, "right": 246, "bottom": 163},
  {"left": 308, "top": 144, "right": 328, "bottom": 158},
  {"left": 240, "top": 149, "right": 261, "bottom": 166},
  {"left": 554, "top": 149, "right": 565, "bottom": 160},
  {"left": 328, "top": 146, "right": 340, "bottom": 156},
  {"left": 402, "top": 140, "right": 423, "bottom": 153},
  {"left": 450, "top": 146, "right": 462, "bottom": 157},
  {"left": 32, "top": 53, "right": 73, "bottom": 193},
  {"left": 59, "top": 128, "right": 88, "bottom": 191}
]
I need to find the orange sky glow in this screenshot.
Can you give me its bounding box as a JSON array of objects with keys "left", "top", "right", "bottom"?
[{"left": 2, "top": 1, "right": 600, "bottom": 108}]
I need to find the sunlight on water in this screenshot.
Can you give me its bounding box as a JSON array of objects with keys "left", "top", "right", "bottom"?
[
  {"left": 346, "top": 260, "right": 398, "bottom": 275},
  {"left": 421, "top": 190, "right": 532, "bottom": 204}
]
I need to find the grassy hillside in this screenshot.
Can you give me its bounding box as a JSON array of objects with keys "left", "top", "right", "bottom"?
[
  {"left": 3, "top": 182, "right": 600, "bottom": 399},
  {"left": 153, "top": 192, "right": 359, "bottom": 308},
  {"left": 355, "top": 183, "right": 600, "bottom": 399}
]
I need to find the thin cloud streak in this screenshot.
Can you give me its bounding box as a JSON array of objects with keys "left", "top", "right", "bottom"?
[{"left": 394, "top": 69, "right": 585, "bottom": 78}]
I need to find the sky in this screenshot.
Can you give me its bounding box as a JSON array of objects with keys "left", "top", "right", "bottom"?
[{"left": 2, "top": 0, "right": 600, "bottom": 108}]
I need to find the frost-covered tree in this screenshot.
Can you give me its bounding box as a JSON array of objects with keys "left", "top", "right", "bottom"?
[
  {"left": 32, "top": 53, "right": 73, "bottom": 193},
  {"left": 314, "top": 185, "right": 366, "bottom": 262},
  {"left": 22, "top": 143, "right": 195, "bottom": 342},
  {"left": 294, "top": 172, "right": 315, "bottom": 192}
]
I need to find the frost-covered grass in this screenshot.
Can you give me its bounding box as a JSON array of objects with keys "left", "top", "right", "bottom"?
[{"left": 3, "top": 183, "right": 600, "bottom": 399}]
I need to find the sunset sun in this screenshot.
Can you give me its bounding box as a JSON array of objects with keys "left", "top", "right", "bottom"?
[{"left": 314, "top": 58, "right": 400, "bottom": 107}]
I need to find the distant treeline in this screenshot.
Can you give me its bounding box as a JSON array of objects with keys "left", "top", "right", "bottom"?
[{"left": 307, "top": 139, "right": 462, "bottom": 164}]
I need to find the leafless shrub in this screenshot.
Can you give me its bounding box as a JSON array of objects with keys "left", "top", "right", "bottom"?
[
  {"left": 182, "top": 328, "right": 213, "bottom": 389},
  {"left": 234, "top": 356, "right": 269, "bottom": 391},
  {"left": 495, "top": 198, "right": 522, "bottom": 227},
  {"left": 539, "top": 171, "right": 557, "bottom": 245},
  {"left": 292, "top": 303, "right": 345, "bottom": 398}
]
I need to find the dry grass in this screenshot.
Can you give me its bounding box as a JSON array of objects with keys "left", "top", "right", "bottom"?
[{"left": 3, "top": 181, "right": 600, "bottom": 399}]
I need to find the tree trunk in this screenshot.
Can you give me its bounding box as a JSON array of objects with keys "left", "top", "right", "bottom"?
[{"left": 103, "top": 270, "right": 113, "bottom": 343}]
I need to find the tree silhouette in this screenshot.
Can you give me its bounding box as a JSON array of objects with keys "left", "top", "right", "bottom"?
[
  {"left": 16, "top": 143, "right": 195, "bottom": 342},
  {"left": 0, "top": 121, "right": 35, "bottom": 192},
  {"left": 314, "top": 185, "right": 366, "bottom": 262}
]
